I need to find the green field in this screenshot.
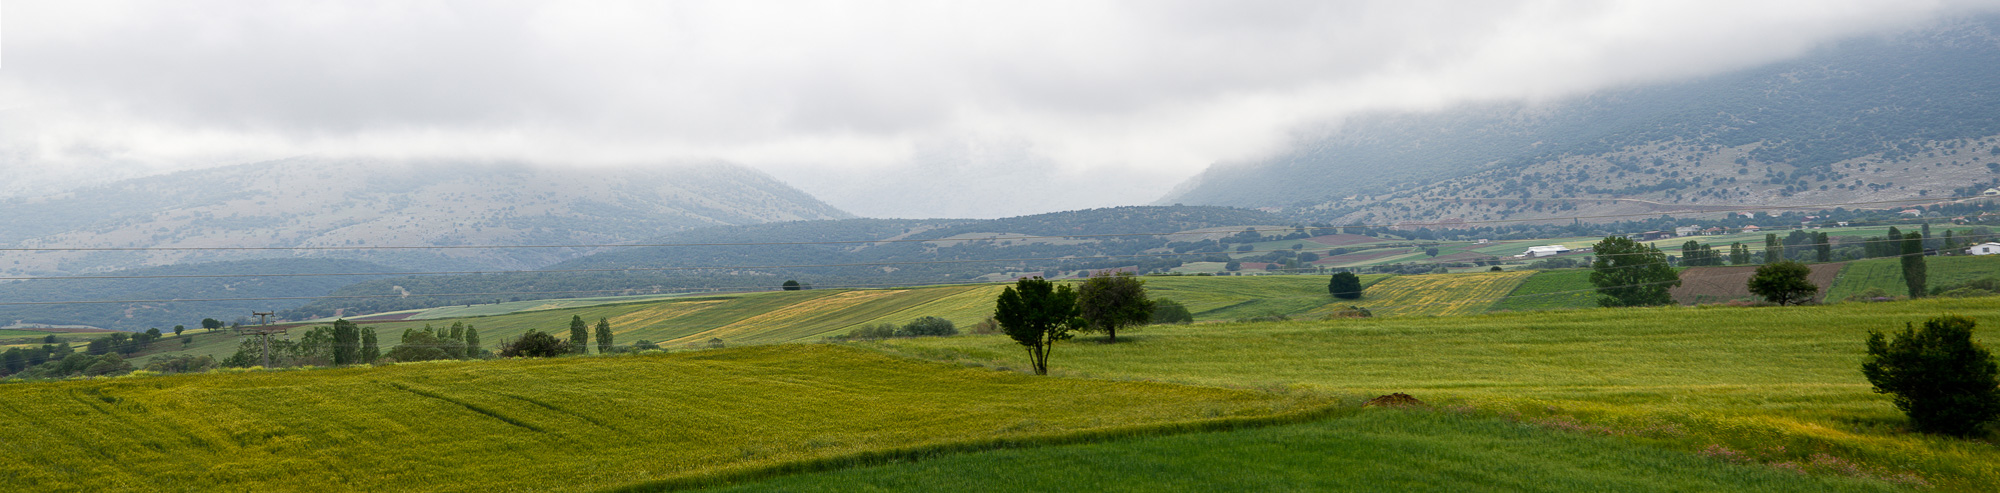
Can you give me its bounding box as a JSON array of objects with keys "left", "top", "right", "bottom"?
[
  {"left": 876, "top": 296, "right": 2000, "bottom": 490},
  {"left": 0, "top": 344, "right": 1320, "bottom": 492},
  {"left": 1824, "top": 255, "right": 2000, "bottom": 301},
  {"left": 1345, "top": 271, "right": 1533, "bottom": 317},
  {"left": 1490, "top": 269, "right": 1600, "bottom": 312},
  {"left": 710, "top": 409, "right": 1902, "bottom": 493}
]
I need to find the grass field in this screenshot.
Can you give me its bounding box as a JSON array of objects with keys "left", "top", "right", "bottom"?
[
  {"left": 1344, "top": 271, "right": 1534, "bottom": 317},
  {"left": 0, "top": 344, "right": 1321, "bottom": 492},
  {"left": 1489, "top": 269, "right": 1599, "bottom": 312},
  {"left": 874, "top": 296, "right": 2000, "bottom": 490},
  {"left": 708, "top": 409, "right": 1904, "bottom": 493},
  {"left": 1824, "top": 255, "right": 2000, "bottom": 301}
]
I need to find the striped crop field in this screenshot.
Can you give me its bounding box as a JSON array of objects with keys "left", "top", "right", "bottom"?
[
  {"left": 0, "top": 344, "right": 1320, "bottom": 492},
  {"left": 1140, "top": 275, "right": 1387, "bottom": 321},
  {"left": 1351, "top": 271, "right": 1535, "bottom": 317},
  {"left": 1823, "top": 255, "right": 2000, "bottom": 301}
]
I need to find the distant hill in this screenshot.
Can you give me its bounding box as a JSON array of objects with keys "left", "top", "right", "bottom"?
[
  {"left": 282, "top": 205, "right": 1287, "bottom": 318},
  {"left": 0, "top": 258, "right": 400, "bottom": 330},
  {"left": 1161, "top": 15, "right": 2000, "bottom": 225},
  {"left": 0, "top": 157, "right": 851, "bottom": 275}
]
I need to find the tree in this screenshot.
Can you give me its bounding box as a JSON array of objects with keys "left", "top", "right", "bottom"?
[
  {"left": 569, "top": 315, "right": 590, "bottom": 355},
  {"left": 1747, "top": 261, "right": 1817, "bottom": 306},
  {"left": 1728, "top": 242, "right": 1750, "bottom": 265},
  {"left": 201, "top": 318, "right": 224, "bottom": 331},
  {"left": 1152, "top": 299, "right": 1193, "bottom": 324},
  {"left": 1763, "top": 233, "right": 1781, "bottom": 263},
  {"left": 500, "top": 330, "right": 569, "bottom": 358},
  {"left": 994, "top": 277, "right": 1079, "bottom": 375},
  {"left": 1903, "top": 232, "right": 1929, "bottom": 298},
  {"left": 464, "top": 326, "right": 482, "bottom": 358},
  {"left": 331, "top": 320, "right": 361, "bottom": 365},
  {"left": 1328, "top": 272, "right": 1364, "bottom": 299},
  {"left": 1589, "top": 236, "right": 1681, "bottom": 307},
  {"left": 173, "top": 325, "right": 185, "bottom": 337},
  {"left": 782, "top": 280, "right": 802, "bottom": 291},
  {"left": 1424, "top": 247, "right": 1440, "bottom": 257},
  {"left": 360, "top": 327, "right": 380, "bottom": 364},
  {"left": 1863, "top": 315, "right": 2000, "bottom": 436},
  {"left": 595, "top": 318, "right": 614, "bottom": 354},
  {"left": 1076, "top": 272, "right": 1154, "bottom": 343},
  {"left": 1815, "top": 232, "right": 1832, "bottom": 262}
]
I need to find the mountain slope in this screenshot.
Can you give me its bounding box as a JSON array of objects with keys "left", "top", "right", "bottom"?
[
  {"left": 0, "top": 157, "right": 851, "bottom": 274},
  {"left": 1161, "top": 15, "right": 2000, "bottom": 224},
  {"left": 0, "top": 258, "right": 401, "bottom": 330}
]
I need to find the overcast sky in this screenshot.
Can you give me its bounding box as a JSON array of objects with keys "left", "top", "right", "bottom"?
[{"left": 3, "top": 0, "right": 1997, "bottom": 218}]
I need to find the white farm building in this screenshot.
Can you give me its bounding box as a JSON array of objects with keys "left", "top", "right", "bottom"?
[
  {"left": 1969, "top": 242, "right": 2000, "bottom": 256},
  {"left": 1518, "top": 245, "right": 1572, "bottom": 258}
]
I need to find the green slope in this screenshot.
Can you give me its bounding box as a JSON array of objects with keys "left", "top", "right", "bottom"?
[
  {"left": 1490, "top": 269, "right": 1599, "bottom": 312},
  {"left": 1825, "top": 255, "right": 2000, "bottom": 301}
]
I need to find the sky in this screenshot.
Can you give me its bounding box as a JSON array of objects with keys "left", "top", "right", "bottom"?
[{"left": 3, "top": 0, "right": 1998, "bottom": 218}]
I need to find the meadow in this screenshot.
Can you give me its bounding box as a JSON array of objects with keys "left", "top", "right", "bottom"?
[
  {"left": 0, "top": 344, "right": 1321, "bottom": 492},
  {"left": 705, "top": 409, "right": 1904, "bottom": 493},
  {"left": 1488, "top": 269, "right": 1598, "bottom": 311},
  {"left": 875, "top": 296, "right": 2000, "bottom": 490},
  {"left": 1824, "top": 255, "right": 2000, "bottom": 301}
]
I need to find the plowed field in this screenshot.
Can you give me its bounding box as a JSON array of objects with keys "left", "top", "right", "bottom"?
[{"left": 1670, "top": 264, "right": 1843, "bottom": 305}]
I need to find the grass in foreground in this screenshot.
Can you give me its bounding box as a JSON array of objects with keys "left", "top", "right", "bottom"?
[
  {"left": 875, "top": 296, "right": 2000, "bottom": 490},
  {"left": 0, "top": 344, "right": 1318, "bottom": 492},
  {"left": 705, "top": 409, "right": 1904, "bottom": 493}
]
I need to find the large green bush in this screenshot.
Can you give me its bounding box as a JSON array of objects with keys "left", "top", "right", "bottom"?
[{"left": 1862, "top": 314, "right": 2000, "bottom": 437}]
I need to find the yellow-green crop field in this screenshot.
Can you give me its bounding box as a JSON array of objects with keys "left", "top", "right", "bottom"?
[
  {"left": 1343, "top": 270, "right": 1535, "bottom": 317},
  {"left": 874, "top": 296, "right": 2000, "bottom": 490},
  {"left": 0, "top": 344, "right": 1320, "bottom": 492}
]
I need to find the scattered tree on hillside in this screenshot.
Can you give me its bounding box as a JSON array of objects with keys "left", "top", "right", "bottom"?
[
  {"left": 173, "top": 325, "right": 185, "bottom": 336},
  {"left": 1747, "top": 261, "right": 1817, "bottom": 306},
  {"left": 994, "top": 277, "right": 1079, "bottom": 375},
  {"left": 1589, "top": 236, "right": 1681, "bottom": 307},
  {"left": 201, "top": 318, "right": 224, "bottom": 331},
  {"left": 1424, "top": 247, "right": 1440, "bottom": 257},
  {"left": 1152, "top": 299, "right": 1193, "bottom": 325},
  {"left": 569, "top": 315, "right": 590, "bottom": 355},
  {"left": 1328, "top": 272, "right": 1364, "bottom": 299},
  {"left": 782, "top": 280, "right": 802, "bottom": 291},
  {"left": 1863, "top": 314, "right": 2000, "bottom": 436},
  {"left": 595, "top": 318, "right": 614, "bottom": 354},
  {"left": 1077, "top": 272, "right": 1154, "bottom": 343},
  {"left": 500, "top": 330, "right": 568, "bottom": 358},
  {"left": 1903, "top": 232, "right": 1929, "bottom": 298}
]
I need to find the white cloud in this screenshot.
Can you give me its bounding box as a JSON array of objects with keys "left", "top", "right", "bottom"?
[{"left": 1, "top": 0, "right": 1995, "bottom": 216}]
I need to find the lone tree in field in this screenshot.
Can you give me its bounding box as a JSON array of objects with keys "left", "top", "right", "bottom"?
[
  {"left": 1902, "top": 232, "right": 1929, "bottom": 298},
  {"left": 1589, "top": 236, "right": 1681, "bottom": 307},
  {"left": 569, "top": 315, "right": 591, "bottom": 355},
  {"left": 994, "top": 277, "right": 1080, "bottom": 375},
  {"left": 1077, "top": 271, "right": 1154, "bottom": 343},
  {"left": 782, "top": 280, "right": 802, "bottom": 291},
  {"left": 594, "top": 318, "right": 614, "bottom": 354},
  {"left": 1328, "top": 272, "right": 1364, "bottom": 299},
  {"left": 1863, "top": 314, "right": 2000, "bottom": 436},
  {"left": 1747, "top": 260, "right": 1817, "bottom": 306}
]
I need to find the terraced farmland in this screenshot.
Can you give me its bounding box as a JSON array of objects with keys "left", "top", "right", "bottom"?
[
  {"left": 0, "top": 345, "right": 1317, "bottom": 492},
  {"left": 1351, "top": 271, "right": 1535, "bottom": 317}
]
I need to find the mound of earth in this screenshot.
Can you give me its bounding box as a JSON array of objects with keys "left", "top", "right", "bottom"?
[{"left": 1364, "top": 393, "right": 1427, "bottom": 408}]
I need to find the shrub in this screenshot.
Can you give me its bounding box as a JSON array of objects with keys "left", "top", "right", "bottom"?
[
  {"left": 143, "top": 354, "right": 217, "bottom": 374},
  {"left": 631, "top": 340, "right": 661, "bottom": 351},
  {"left": 1844, "top": 287, "right": 1893, "bottom": 302},
  {"left": 899, "top": 316, "right": 958, "bottom": 337},
  {"left": 498, "top": 330, "right": 569, "bottom": 358},
  {"left": 847, "top": 323, "right": 900, "bottom": 340},
  {"left": 1325, "top": 306, "right": 1373, "bottom": 319},
  {"left": 1862, "top": 314, "right": 2000, "bottom": 437},
  {"left": 1151, "top": 299, "right": 1193, "bottom": 324},
  {"left": 1327, "top": 272, "right": 1363, "bottom": 299},
  {"left": 968, "top": 317, "right": 1001, "bottom": 335}
]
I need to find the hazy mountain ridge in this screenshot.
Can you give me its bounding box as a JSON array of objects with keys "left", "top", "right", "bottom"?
[
  {"left": 0, "top": 157, "right": 851, "bottom": 275},
  {"left": 1162, "top": 15, "right": 2000, "bottom": 224},
  {"left": 283, "top": 206, "right": 1284, "bottom": 318}
]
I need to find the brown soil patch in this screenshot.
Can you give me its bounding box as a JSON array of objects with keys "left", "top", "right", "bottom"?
[
  {"left": 1670, "top": 263, "right": 1844, "bottom": 305},
  {"left": 1308, "top": 234, "right": 1381, "bottom": 247},
  {"left": 1364, "top": 393, "right": 1427, "bottom": 408}
]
